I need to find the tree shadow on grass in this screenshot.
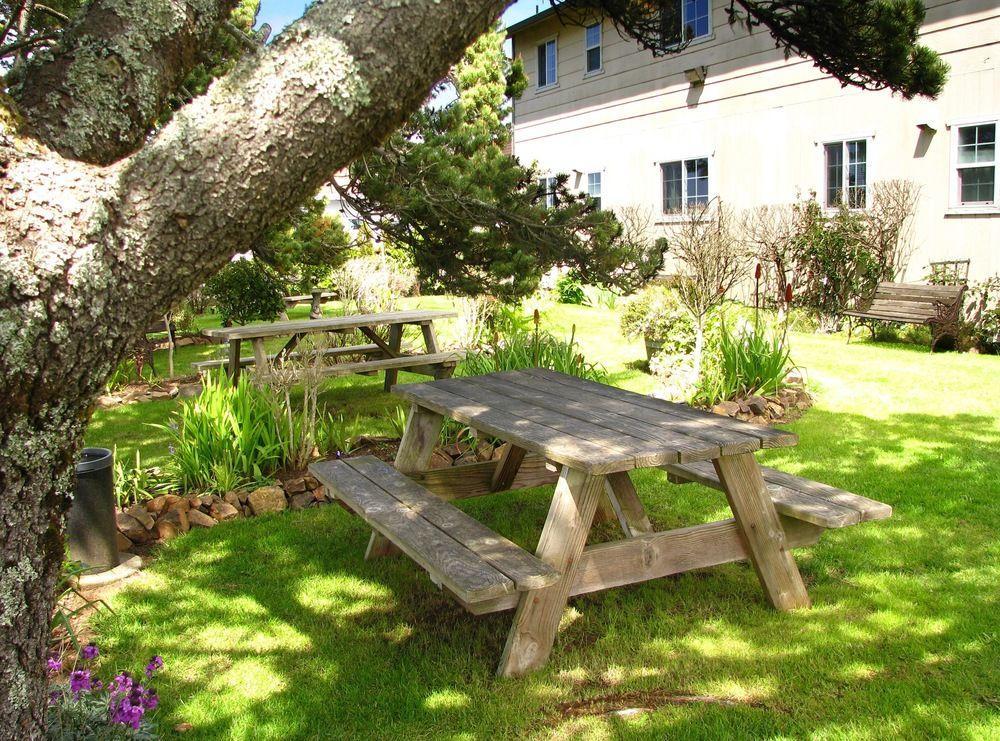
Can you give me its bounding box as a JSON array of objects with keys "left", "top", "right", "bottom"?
[{"left": 93, "top": 409, "right": 1000, "bottom": 739}]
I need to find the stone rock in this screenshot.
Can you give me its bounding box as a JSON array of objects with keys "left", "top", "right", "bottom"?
[
  {"left": 223, "top": 491, "right": 242, "bottom": 507},
  {"left": 147, "top": 494, "right": 181, "bottom": 514},
  {"left": 712, "top": 401, "right": 741, "bottom": 417},
  {"left": 289, "top": 492, "right": 313, "bottom": 510},
  {"left": 442, "top": 443, "right": 462, "bottom": 459},
  {"left": 476, "top": 443, "right": 495, "bottom": 462},
  {"left": 155, "top": 519, "right": 181, "bottom": 541},
  {"left": 455, "top": 452, "right": 478, "bottom": 467},
  {"left": 187, "top": 509, "right": 217, "bottom": 529},
  {"left": 174, "top": 723, "right": 194, "bottom": 733},
  {"left": 737, "top": 400, "right": 751, "bottom": 414},
  {"left": 186, "top": 496, "right": 202, "bottom": 510},
  {"left": 492, "top": 443, "right": 509, "bottom": 461},
  {"left": 312, "top": 489, "right": 328, "bottom": 503},
  {"left": 748, "top": 415, "right": 768, "bottom": 426},
  {"left": 248, "top": 486, "right": 287, "bottom": 516},
  {"left": 160, "top": 507, "right": 189, "bottom": 533},
  {"left": 125, "top": 504, "right": 155, "bottom": 531},
  {"left": 747, "top": 396, "right": 769, "bottom": 416},
  {"left": 210, "top": 501, "right": 240, "bottom": 522},
  {"left": 767, "top": 401, "right": 785, "bottom": 418},
  {"left": 116, "top": 531, "right": 135, "bottom": 552},
  {"left": 303, "top": 474, "right": 321, "bottom": 491},
  {"left": 168, "top": 498, "right": 191, "bottom": 514},
  {"left": 115, "top": 513, "right": 150, "bottom": 544},
  {"left": 427, "top": 449, "right": 454, "bottom": 470},
  {"left": 284, "top": 477, "right": 308, "bottom": 494}
]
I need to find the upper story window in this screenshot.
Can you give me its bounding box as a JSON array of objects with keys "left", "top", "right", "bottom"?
[
  {"left": 537, "top": 39, "right": 557, "bottom": 89},
  {"left": 661, "top": 0, "right": 712, "bottom": 46},
  {"left": 823, "top": 139, "right": 868, "bottom": 209},
  {"left": 587, "top": 172, "right": 602, "bottom": 209},
  {"left": 585, "top": 23, "right": 602, "bottom": 74},
  {"left": 953, "top": 121, "right": 996, "bottom": 206},
  {"left": 538, "top": 176, "right": 558, "bottom": 207},
  {"left": 661, "top": 157, "right": 709, "bottom": 214}
]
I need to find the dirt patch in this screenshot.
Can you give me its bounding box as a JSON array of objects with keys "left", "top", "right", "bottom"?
[{"left": 552, "top": 687, "right": 766, "bottom": 722}]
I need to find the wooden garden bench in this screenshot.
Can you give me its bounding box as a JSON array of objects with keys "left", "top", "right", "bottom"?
[
  {"left": 843, "top": 281, "right": 966, "bottom": 351},
  {"left": 279, "top": 289, "right": 337, "bottom": 320},
  {"left": 309, "top": 456, "right": 560, "bottom": 604},
  {"left": 663, "top": 460, "right": 892, "bottom": 530},
  {"left": 192, "top": 343, "right": 382, "bottom": 372}
]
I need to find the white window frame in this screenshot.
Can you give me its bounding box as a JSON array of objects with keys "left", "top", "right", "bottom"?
[
  {"left": 584, "top": 22, "right": 603, "bottom": 77},
  {"left": 658, "top": 154, "right": 712, "bottom": 219},
  {"left": 948, "top": 117, "right": 999, "bottom": 214},
  {"left": 661, "top": 0, "right": 714, "bottom": 50},
  {"left": 818, "top": 135, "right": 874, "bottom": 211},
  {"left": 536, "top": 36, "right": 558, "bottom": 91},
  {"left": 586, "top": 171, "right": 602, "bottom": 209},
  {"left": 538, "top": 175, "right": 559, "bottom": 208}
]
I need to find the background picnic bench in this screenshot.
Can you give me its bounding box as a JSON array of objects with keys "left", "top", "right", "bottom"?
[{"left": 844, "top": 281, "right": 966, "bottom": 351}]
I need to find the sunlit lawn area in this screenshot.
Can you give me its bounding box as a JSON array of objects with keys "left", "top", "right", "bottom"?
[{"left": 87, "top": 300, "right": 1000, "bottom": 738}]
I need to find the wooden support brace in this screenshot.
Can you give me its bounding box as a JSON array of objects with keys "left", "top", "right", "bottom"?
[{"left": 491, "top": 444, "right": 527, "bottom": 493}]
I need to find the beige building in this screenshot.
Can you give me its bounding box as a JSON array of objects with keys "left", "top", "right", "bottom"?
[{"left": 508, "top": 1, "right": 1000, "bottom": 281}]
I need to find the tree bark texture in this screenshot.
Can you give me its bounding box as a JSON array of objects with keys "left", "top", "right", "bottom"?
[{"left": 0, "top": 0, "right": 507, "bottom": 734}]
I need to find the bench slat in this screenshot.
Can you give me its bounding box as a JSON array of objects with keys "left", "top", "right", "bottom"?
[
  {"left": 346, "top": 456, "right": 560, "bottom": 591},
  {"left": 193, "top": 343, "right": 381, "bottom": 370},
  {"left": 314, "top": 352, "right": 463, "bottom": 378},
  {"left": 311, "top": 458, "right": 516, "bottom": 603},
  {"left": 663, "top": 460, "right": 891, "bottom": 528}
]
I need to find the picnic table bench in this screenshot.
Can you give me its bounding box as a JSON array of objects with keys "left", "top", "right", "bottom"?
[
  {"left": 844, "top": 281, "right": 966, "bottom": 351},
  {"left": 310, "top": 368, "right": 893, "bottom": 677},
  {"left": 197, "top": 309, "right": 463, "bottom": 389},
  {"left": 279, "top": 289, "right": 337, "bottom": 320}
]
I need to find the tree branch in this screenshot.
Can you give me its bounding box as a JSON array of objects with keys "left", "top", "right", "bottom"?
[{"left": 10, "top": 0, "right": 240, "bottom": 164}]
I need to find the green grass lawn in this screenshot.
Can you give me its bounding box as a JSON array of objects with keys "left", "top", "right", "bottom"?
[{"left": 88, "top": 302, "right": 1000, "bottom": 739}]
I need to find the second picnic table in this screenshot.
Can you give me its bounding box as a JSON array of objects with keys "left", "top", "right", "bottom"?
[{"left": 199, "top": 309, "right": 463, "bottom": 389}]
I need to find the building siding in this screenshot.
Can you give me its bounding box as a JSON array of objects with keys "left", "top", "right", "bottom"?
[{"left": 511, "top": 0, "right": 1000, "bottom": 281}]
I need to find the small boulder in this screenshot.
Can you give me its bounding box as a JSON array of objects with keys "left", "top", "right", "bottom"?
[
  {"left": 125, "top": 504, "right": 155, "bottom": 531},
  {"left": 155, "top": 519, "right": 180, "bottom": 541},
  {"left": 747, "top": 396, "right": 769, "bottom": 416},
  {"left": 289, "top": 492, "right": 313, "bottom": 510},
  {"left": 147, "top": 494, "right": 181, "bottom": 515},
  {"left": 492, "top": 443, "right": 509, "bottom": 461},
  {"left": 116, "top": 531, "right": 135, "bottom": 552},
  {"left": 284, "top": 477, "right": 308, "bottom": 494},
  {"left": 210, "top": 501, "right": 240, "bottom": 522},
  {"left": 248, "top": 486, "right": 287, "bottom": 516},
  {"left": 767, "top": 401, "right": 785, "bottom": 418},
  {"left": 223, "top": 491, "right": 242, "bottom": 507},
  {"left": 427, "top": 449, "right": 454, "bottom": 470},
  {"left": 115, "top": 513, "right": 150, "bottom": 544},
  {"left": 168, "top": 498, "right": 190, "bottom": 514},
  {"left": 159, "top": 507, "right": 189, "bottom": 533},
  {"left": 303, "top": 474, "right": 321, "bottom": 491},
  {"left": 187, "top": 509, "right": 217, "bottom": 529},
  {"left": 712, "top": 401, "right": 741, "bottom": 417}
]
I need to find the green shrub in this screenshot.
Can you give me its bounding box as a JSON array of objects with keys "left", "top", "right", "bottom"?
[
  {"left": 700, "top": 318, "right": 794, "bottom": 403},
  {"left": 461, "top": 323, "right": 607, "bottom": 382},
  {"left": 555, "top": 274, "right": 587, "bottom": 305},
  {"left": 159, "top": 371, "right": 285, "bottom": 493},
  {"left": 205, "top": 259, "right": 286, "bottom": 326},
  {"left": 316, "top": 412, "right": 364, "bottom": 457},
  {"left": 965, "top": 275, "right": 1000, "bottom": 353},
  {"left": 619, "top": 285, "right": 696, "bottom": 352},
  {"left": 112, "top": 448, "right": 163, "bottom": 507}
]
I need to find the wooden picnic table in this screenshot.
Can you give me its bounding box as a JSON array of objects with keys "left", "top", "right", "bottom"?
[
  {"left": 200, "top": 309, "right": 463, "bottom": 389},
  {"left": 312, "top": 368, "right": 890, "bottom": 677},
  {"left": 390, "top": 369, "right": 813, "bottom": 675}
]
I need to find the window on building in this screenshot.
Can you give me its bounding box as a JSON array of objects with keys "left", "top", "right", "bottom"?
[
  {"left": 824, "top": 139, "right": 868, "bottom": 208},
  {"left": 661, "top": 157, "right": 709, "bottom": 214},
  {"left": 954, "top": 122, "right": 996, "bottom": 205},
  {"left": 587, "top": 172, "right": 602, "bottom": 209},
  {"left": 660, "top": 0, "right": 712, "bottom": 46},
  {"left": 585, "top": 23, "right": 602, "bottom": 73},
  {"left": 538, "top": 176, "right": 558, "bottom": 207},
  {"left": 536, "top": 39, "right": 557, "bottom": 88}
]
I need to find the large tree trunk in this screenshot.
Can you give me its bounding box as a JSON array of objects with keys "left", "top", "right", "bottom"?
[{"left": 0, "top": 0, "right": 507, "bottom": 734}]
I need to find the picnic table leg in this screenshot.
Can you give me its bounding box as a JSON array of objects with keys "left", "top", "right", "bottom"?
[
  {"left": 251, "top": 338, "right": 270, "bottom": 379},
  {"left": 366, "top": 404, "right": 445, "bottom": 559},
  {"left": 602, "top": 471, "right": 653, "bottom": 537},
  {"left": 382, "top": 324, "right": 404, "bottom": 391},
  {"left": 227, "top": 339, "right": 242, "bottom": 383},
  {"left": 713, "top": 453, "right": 811, "bottom": 611},
  {"left": 490, "top": 444, "right": 526, "bottom": 492},
  {"left": 498, "top": 467, "right": 605, "bottom": 677}
]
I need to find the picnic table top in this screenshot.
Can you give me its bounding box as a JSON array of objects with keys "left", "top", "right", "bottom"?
[
  {"left": 203, "top": 309, "right": 457, "bottom": 341},
  {"left": 393, "top": 368, "right": 798, "bottom": 475}
]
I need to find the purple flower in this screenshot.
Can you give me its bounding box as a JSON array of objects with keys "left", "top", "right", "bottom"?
[
  {"left": 46, "top": 657, "right": 62, "bottom": 674},
  {"left": 145, "top": 655, "right": 163, "bottom": 678},
  {"left": 48, "top": 689, "right": 63, "bottom": 706},
  {"left": 81, "top": 643, "right": 99, "bottom": 661},
  {"left": 69, "top": 669, "right": 93, "bottom": 696}
]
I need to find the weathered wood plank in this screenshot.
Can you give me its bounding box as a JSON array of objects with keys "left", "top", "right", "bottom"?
[
  {"left": 310, "top": 459, "right": 515, "bottom": 603},
  {"left": 491, "top": 444, "right": 527, "bottom": 492},
  {"left": 714, "top": 453, "right": 811, "bottom": 611},
  {"left": 470, "top": 373, "right": 723, "bottom": 462},
  {"left": 312, "top": 352, "right": 463, "bottom": 378},
  {"left": 519, "top": 368, "right": 796, "bottom": 449},
  {"left": 429, "top": 376, "right": 686, "bottom": 469},
  {"left": 347, "top": 457, "right": 560, "bottom": 591},
  {"left": 203, "top": 309, "right": 457, "bottom": 340},
  {"left": 193, "top": 343, "right": 381, "bottom": 371},
  {"left": 605, "top": 471, "right": 653, "bottom": 535},
  {"left": 393, "top": 383, "right": 633, "bottom": 474},
  {"left": 380, "top": 323, "right": 404, "bottom": 391},
  {"left": 462, "top": 516, "right": 824, "bottom": 615},
  {"left": 498, "top": 468, "right": 606, "bottom": 676},
  {"left": 412, "top": 455, "right": 560, "bottom": 500},
  {"left": 498, "top": 370, "right": 755, "bottom": 457}
]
